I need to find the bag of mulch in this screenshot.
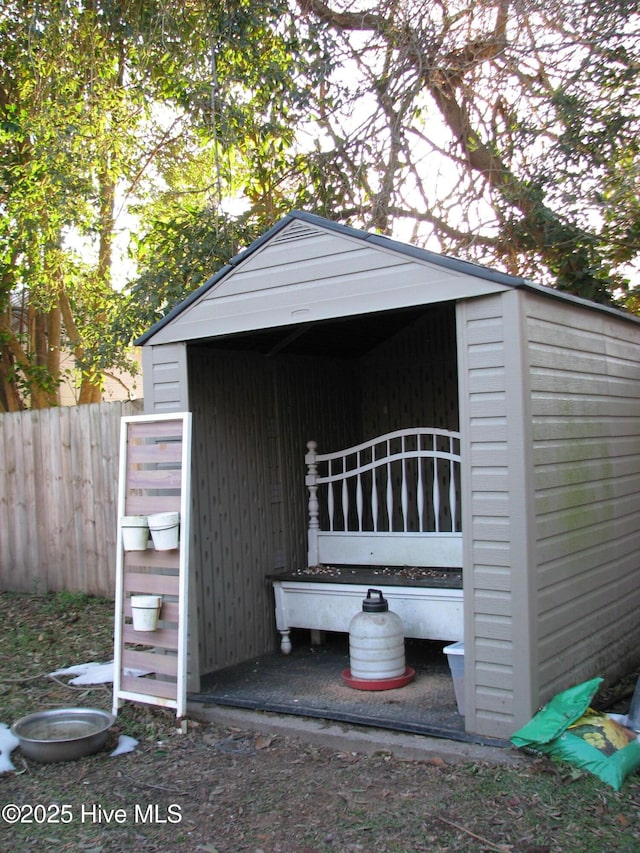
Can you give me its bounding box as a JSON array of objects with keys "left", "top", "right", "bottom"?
[{"left": 511, "top": 677, "right": 640, "bottom": 790}]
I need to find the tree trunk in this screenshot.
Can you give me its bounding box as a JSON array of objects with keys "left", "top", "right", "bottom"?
[{"left": 46, "top": 305, "right": 62, "bottom": 406}]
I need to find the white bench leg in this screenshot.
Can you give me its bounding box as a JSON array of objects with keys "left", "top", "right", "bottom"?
[{"left": 279, "top": 630, "right": 292, "bottom": 654}]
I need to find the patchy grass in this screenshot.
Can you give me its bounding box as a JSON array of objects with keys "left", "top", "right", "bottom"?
[
  {"left": 0, "top": 591, "right": 115, "bottom": 724},
  {"left": 1, "top": 591, "right": 640, "bottom": 852},
  {"left": 0, "top": 591, "right": 178, "bottom": 743}
]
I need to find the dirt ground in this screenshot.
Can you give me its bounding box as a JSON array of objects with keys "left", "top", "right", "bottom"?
[{"left": 1, "top": 591, "right": 640, "bottom": 853}]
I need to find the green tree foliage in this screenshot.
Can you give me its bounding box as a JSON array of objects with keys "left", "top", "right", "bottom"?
[
  {"left": 126, "top": 2, "right": 327, "bottom": 334},
  {"left": 0, "top": 0, "right": 150, "bottom": 408},
  {"left": 1, "top": 1, "right": 638, "bottom": 411},
  {"left": 0, "top": 0, "right": 325, "bottom": 407}
]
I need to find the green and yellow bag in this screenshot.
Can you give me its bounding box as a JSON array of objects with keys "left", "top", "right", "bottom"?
[{"left": 511, "top": 677, "right": 640, "bottom": 790}]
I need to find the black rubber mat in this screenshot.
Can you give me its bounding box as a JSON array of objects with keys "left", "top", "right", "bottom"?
[{"left": 191, "top": 633, "right": 509, "bottom": 748}]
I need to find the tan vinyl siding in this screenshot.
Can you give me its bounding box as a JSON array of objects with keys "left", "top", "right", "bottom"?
[
  {"left": 218, "top": 236, "right": 402, "bottom": 295},
  {"left": 526, "top": 294, "right": 640, "bottom": 698},
  {"left": 142, "top": 343, "right": 189, "bottom": 413},
  {"left": 457, "top": 291, "right": 536, "bottom": 739},
  {"left": 147, "top": 222, "right": 507, "bottom": 346}
]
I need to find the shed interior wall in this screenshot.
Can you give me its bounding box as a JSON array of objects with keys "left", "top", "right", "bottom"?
[{"left": 187, "top": 304, "right": 459, "bottom": 676}]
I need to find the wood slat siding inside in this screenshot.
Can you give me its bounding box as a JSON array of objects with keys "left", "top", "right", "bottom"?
[
  {"left": 188, "top": 347, "right": 359, "bottom": 675},
  {"left": 526, "top": 295, "right": 640, "bottom": 697},
  {"left": 274, "top": 354, "right": 361, "bottom": 578},
  {"left": 189, "top": 349, "right": 277, "bottom": 674},
  {"left": 0, "top": 399, "right": 143, "bottom": 596}
]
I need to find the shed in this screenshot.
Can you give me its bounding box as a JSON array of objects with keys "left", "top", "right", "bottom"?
[{"left": 137, "top": 211, "right": 640, "bottom": 741}]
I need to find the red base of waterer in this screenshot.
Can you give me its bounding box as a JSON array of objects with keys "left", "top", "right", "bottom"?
[{"left": 341, "top": 666, "right": 415, "bottom": 691}]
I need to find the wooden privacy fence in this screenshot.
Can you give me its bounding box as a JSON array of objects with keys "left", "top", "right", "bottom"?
[{"left": 0, "top": 399, "right": 144, "bottom": 597}]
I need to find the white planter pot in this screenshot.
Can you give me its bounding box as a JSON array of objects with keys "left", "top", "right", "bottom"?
[
  {"left": 131, "top": 595, "right": 162, "bottom": 632},
  {"left": 121, "top": 516, "right": 149, "bottom": 551},
  {"left": 148, "top": 512, "right": 180, "bottom": 551}
]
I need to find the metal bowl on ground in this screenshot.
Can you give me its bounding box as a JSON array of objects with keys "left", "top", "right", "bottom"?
[{"left": 11, "top": 708, "right": 115, "bottom": 763}]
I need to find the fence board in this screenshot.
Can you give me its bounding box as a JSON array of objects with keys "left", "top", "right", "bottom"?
[
  {"left": 2, "top": 413, "right": 19, "bottom": 583},
  {"left": 0, "top": 399, "right": 144, "bottom": 596},
  {"left": 20, "top": 410, "right": 40, "bottom": 583}
]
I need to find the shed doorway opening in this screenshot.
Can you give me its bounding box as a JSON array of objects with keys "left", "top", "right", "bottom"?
[{"left": 187, "top": 302, "right": 461, "bottom": 680}]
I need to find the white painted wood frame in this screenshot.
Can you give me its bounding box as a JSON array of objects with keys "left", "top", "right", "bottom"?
[
  {"left": 306, "top": 428, "right": 462, "bottom": 568},
  {"left": 112, "top": 412, "right": 192, "bottom": 719},
  {"left": 272, "top": 580, "right": 463, "bottom": 654}
]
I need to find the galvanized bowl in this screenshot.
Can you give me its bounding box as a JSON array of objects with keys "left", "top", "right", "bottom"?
[{"left": 11, "top": 708, "right": 115, "bottom": 763}]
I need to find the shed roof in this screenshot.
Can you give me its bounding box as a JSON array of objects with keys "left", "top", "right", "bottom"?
[{"left": 136, "top": 210, "right": 638, "bottom": 347}]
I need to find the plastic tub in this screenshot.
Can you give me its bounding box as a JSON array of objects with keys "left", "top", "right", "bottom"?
[{"left": 444, "top": 641, "right": 465, "bottom": 715}]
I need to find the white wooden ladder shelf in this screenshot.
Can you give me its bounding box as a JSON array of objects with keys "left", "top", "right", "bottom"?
[{"left": 112, "top": 413, "right": 192, "bottom": 719}]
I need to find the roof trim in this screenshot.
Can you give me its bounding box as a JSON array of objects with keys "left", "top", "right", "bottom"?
[{"left": 135, "top": 210, "right": 638, "bottom": 345}]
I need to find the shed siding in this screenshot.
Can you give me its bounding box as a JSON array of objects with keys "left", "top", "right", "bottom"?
[
  {"left": 188, "top": 346, "right": 359, "bottom": 675},
  {"left": 142, "top": 343, "right": 189, "bottom": 413},
  {"left": 188, "top": 349, "right": 278, "bottom": 673},
  {"left": 525, "top": 294, "right": 640, "bottom": 698},
  {"left": 147, "top": 222, "right": 507, "bottom": 346},
  {"left": 274, "top": 354, "right": 361, "bottom": 572},
  {"left": 457, "top": 291, "right": 536, "bottom": 739},
  {"left": 360, "top": 305, "right": 459, "bottom": 436}
]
